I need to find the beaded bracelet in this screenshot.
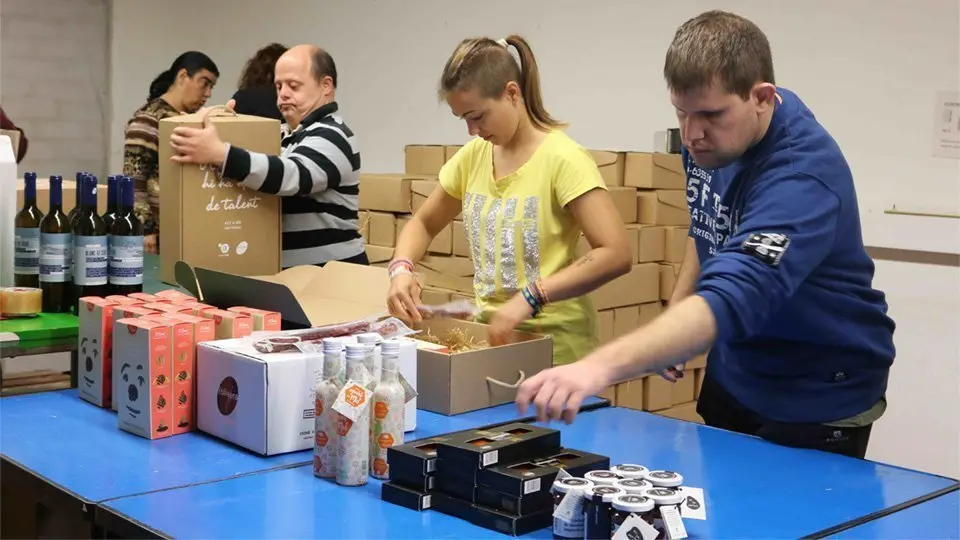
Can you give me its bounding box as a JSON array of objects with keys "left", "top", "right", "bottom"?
[
  {"left": 521, "top": 286, "right": 541, "bottom": 316},
  {"left": 388, "top": 258, "right": 414, "bottom": 275}
]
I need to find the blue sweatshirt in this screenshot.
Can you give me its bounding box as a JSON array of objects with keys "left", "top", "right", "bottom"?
[{"left": 684, "top": 87, "right": 896, "bottom": 424}]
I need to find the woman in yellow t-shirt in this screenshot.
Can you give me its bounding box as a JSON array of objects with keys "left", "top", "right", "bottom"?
[{"left": 387, "top": 35, "right": 631, "bottom": 366}]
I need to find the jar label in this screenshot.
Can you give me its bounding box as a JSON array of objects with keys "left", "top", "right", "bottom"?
[
  {"left": 39, "top": 232, "right": 71, "bottom": 283},
  {"left": 553, "top": 492, "right": 586, "bottom": 537},
  {"left": 612, "top": 513, "right": 659, "bottom": 540},
  {"left": 14, "top": 228, "right": 40, "bottom": 274},
  {"left": 678, "top": 486, "right": 707, "bottom": 520},
  {"left": 108, "top": 235, "right": 144, "bottom": 285},
  {"left": 74, "top": 235, "right": 108, "bottom": 286}
]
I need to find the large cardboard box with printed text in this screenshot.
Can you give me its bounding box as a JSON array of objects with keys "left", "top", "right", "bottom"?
[{"left": 158, "top": 111, "right": 282, "bottom": 285}]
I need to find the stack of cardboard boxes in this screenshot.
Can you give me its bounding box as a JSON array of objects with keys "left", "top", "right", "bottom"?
[{"left": 360, "top": 145, "right": 705, "bottom": 423}]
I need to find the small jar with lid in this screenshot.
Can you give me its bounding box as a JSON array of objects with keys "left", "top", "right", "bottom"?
[
  {"left": 610, "top": 494, "right": 657, "bottom": 538},
  {"left": 551, "top": 477, "right": 595, "bottom": 540},
  {"left": 584, "top": 470, "right": 620, "bottom": 486},
  {"left": 583, "top": 485, "right": 625, "bottom": 540},
  {"left": 614, "top": 477, "right": 653, "bottom": 495},
  {"left": 642, "top": 487, "right": 685, "bottom": 539},
  {"left": 643, "top": 470, "right": 683, "bottom": 489},
  {"left": 610, "top": 463, "right": 648, "bottom": 479}
]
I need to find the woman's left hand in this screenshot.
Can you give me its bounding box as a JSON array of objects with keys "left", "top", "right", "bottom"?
[{"left": 488, "top": 293, "right": 535, "bottom": 346}]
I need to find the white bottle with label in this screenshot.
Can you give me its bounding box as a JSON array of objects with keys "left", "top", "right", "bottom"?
[
  {"left": 314, "top": 338, "right": 343, "bottom": 479},
  {"left": 336, "top": 344, "right": 370, "bottom": 486},
  {"left": 370, "top": 339, "right": 406, "bottom": 479},
  {"left": 356, "top": 332, "right": 382, "bottom": 384}
]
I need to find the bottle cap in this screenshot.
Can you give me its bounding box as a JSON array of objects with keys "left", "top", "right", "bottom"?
[
  {"left": 24, "top": 171, "right": 36, "bottom": 182},
  {"left": 643, "top": 470, "right": 683, "bottom": 487},
  {"left": 381, "top": 339, "right": 401, "bottom": 355},
  {"left": 552, "top": 477, "right": 594, "bottom": 494},
  {"left": 322, "top": 338, "right": 342, "bottom": 354},
  {"left": 642, "top": 487, "right": 684, "bottom": 506},
  {"left": 614, "top": 478, "right": 653, "bottom": 494},
  {"left": 611, "top": 494, "right": 655, "bottom": 513},
  {"left": 584, "top": 470, "right": 620, "bottom": 485},
  {"left": 356, "top": 332, "right": 382, "bottom": 344},
  {"left": 345, "top": 343, "right": 366, "bottom": 358},
  {"left": 611, "top": 464, "right": 648, "bottom": 479},
  {"left": 586, "top": 485, "right": 625, "bottom": 503}
]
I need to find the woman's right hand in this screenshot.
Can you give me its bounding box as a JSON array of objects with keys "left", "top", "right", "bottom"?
[{"left": 387, "top": 272, "right": 423, "bottom": 323}]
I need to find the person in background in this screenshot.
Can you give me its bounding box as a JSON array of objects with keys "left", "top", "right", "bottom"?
[
  {"left": 386, "top": 35, "right": 632, "bottom": 366},
  {"left": 232, "top": 43, "right": 288, "bottom": 122},
  {"left": 123, "top": 51, "right": 219, "bottom": 254},
  {"left": 0, "top": 106, "right": 29, "bottom": 163},
  {"left": 166, "top": 44, "right": 367, "bottom": 268},
  {"left": 516, "top": 11, "right": 895, "bottom": 459}
]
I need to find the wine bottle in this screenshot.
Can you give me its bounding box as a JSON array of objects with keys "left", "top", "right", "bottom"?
[
  {"left": 67, "top": 171, "right": 86, "bottom": 309},
  {"left": 72, "top": 174, "right": 108, "bottom": 309},
  {"left": 102, "top": 175, "right": 120, "bottom": 231},
  {"left": 371, "top": 339, "right": 406, "bottom": 480},
  {"left": 14, "top": 172, "right": 45, "bottom": 288},
  {"left": 108, "top": 176, "right": 144, "bottom": 295},
  {"left": 336, "top": 344, "right": 370, "bottom": 487},
  {"left": 314, "top": 338, "right": 344, "bottom": 479},
  {"left": 39, "top": 176, "right": 72, "bottom": 312}
]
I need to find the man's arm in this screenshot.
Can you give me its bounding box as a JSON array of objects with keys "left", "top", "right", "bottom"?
[
  {"left": 517, "top": 173, "right": 842, "bottom": 421},
  {"left": 222, "top": 126, "right": 359, "bottom": 197}
]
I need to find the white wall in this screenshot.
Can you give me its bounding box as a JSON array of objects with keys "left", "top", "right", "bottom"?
[{"left": 0, "top": 0, "right": 109, "bottom": 179}]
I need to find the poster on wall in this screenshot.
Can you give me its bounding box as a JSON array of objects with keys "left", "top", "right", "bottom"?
[{"left": 932, "top": 90, "right": 960, "bottom": 159}]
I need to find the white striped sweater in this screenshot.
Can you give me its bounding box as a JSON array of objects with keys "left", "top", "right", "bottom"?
[{"left": 222, "top": 101, "right": 364, "bottom": 268}]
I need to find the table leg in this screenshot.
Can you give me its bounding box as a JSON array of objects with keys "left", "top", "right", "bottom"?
[{"left": 70, "top": 349, "right": 78, "bottom": 389}]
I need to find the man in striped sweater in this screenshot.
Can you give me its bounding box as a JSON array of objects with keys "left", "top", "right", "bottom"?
[{"left": 169, "top": 44, "right": 367, "bottom": 268}]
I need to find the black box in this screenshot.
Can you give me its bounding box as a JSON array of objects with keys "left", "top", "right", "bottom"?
[
  {"left": 435, "top": 466, "right": 477, "bottom": 502},
  {"left": 388, "top": 432, "right": 468, "bottom": 491},
  {"left": 432, "top": 492, "right": 552, "bottom": 536},
  {"left": 435, "top": 423, "right": 561, "bottom": 470},
  {"left": 381, "top": 482, "right": 433, "bottom": 512},
  {"left": 475, "top": 448, "right": 611, "bottom": 497},
  {"left": 474, "top": 485, "right": 554, "bottom": 516}
]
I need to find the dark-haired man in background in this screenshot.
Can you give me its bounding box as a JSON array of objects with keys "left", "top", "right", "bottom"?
[
  {"left": 516, "top": 10, "right": 895, "bottom": 459},
  {"left": 168, "top": 44, "right": 367, "bottom": 268}
]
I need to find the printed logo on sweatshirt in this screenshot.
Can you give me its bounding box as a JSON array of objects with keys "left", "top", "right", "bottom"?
[
  {"left": 739, "top": 232, "right": 790, "bottom": 266},
  {"left": 686, "top": 166, "right": 732, "bottom": 255}
]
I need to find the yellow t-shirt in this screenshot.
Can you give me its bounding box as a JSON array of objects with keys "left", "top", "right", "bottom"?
[{"left": 438, "top": 130, "right": 607, "bottom": 365}]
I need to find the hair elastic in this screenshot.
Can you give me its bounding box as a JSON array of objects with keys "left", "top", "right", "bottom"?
[{"left": 496, "top": 38, "right": 509, "bottom": 48}]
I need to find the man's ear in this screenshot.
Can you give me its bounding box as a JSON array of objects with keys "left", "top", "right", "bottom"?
[{"left": 752, "top": 83, "right": 777, "bottom": 109}]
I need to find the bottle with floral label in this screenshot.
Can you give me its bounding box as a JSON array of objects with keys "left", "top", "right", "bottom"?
[
  {"left": 314, "top": 338, "right": 344, "bottom": 479},
  {"left": 371, "top": 339, "right": 406, "bottom": 479},
  {"left": 335, "top": 344, "right": 371, "bottom": 486}
]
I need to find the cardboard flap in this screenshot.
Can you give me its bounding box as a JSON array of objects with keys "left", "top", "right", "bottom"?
[
  {"left": 420, "top": 255, "right": 474, "bottom": 277},
  {"left": 653, "top": 153, "right": 684, "bottom": 174},
  {"left": 589, "top": 150, "right": 620, "bottom": 167},
  {"left": 365, "top": 245, "right": 395, "bottom": 264},
  {"left": 163, "top": 110, "right": 281, "bottom": 126},
  {"left": 189, "top": 266, "right": 311, "bottom": 327},
  {"left": 658, "top": 190, "right": 688, "bottom": 209}
]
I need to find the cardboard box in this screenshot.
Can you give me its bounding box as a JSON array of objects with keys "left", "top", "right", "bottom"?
[
  {"left": 597, "top": 384, "right": 617, "bottom": 404},
  {"left": 163, "top": 312, "right": 216, "bottom": 344},
  {"left": 365, "top": 244, "right": 394, "bottom": 266},
  {"left": 154, "top": 289, "right": 196, "bottom": 303},
  {"left": 417, "top": 255, "right": 474, "bottom": 294},
  {"left": 114, "top": 318, "right": 175, "bottom": 439},
  {"left": 657, "top": 401, "right": 704, "bottom": 424},
  {"left": 228, "top": 306, "right": 281, "bottom": 331},
  {"left": 607, "top": 186, "right": 638, "bottom": 224},
  {"left": 200, "top": 309, "right": 253, "bottom": 340},
  {"left": 589, "top": 150, "right": 625, "bottom": 187},
  {"left": 671, "top": 372, "right": 696, "bottom": 405},
  {"left": 381, "top": 482, "right": 433, "bottom": 512},
  {"left": 405, "top": 145, "right": 446, "bottom": 175},
  {"left": 397, "top": 217, "right": 453, "bottom": 256},
  {"left": 420, "top": 287, "right": 453, "bottom": 305},
  {"left": 615, "top": 377, "right": 645, "bottom": 411},
  {"left": 589, "top": 263, "right": 660, "bottom": 310},
  {"left": 149, "top": 316, "right": 196, "bottom": 435},
  {"left": 613, "top": 305, "right": 640, "bottom": 339},
  {"left": 637, "top": 190, "right": 690, "bottom": 226},
  {"left": 639, "top": 302, "right": 663, "bottom": 326},
  {"left": 474, "top": 485, "right": 553, "bottom": 516},
  {"left": 686, "top": 353, "right": 707, "bottom": 370},
  {"left": 16, "top": 177, "right": 108, "bottom": 216},
  {"left": 388, "top": 432, "right": 463, "bottom": 489},
  {"left": 644, "top": 376, "right": 674, "bottom": 411},
  {"left": 664, "top": 226, "right": 688, "bottom": 263},
  {"left": 179, "top": 261, "right": 390, "bottom": 329},
  {"left": 659, "top": 262, "right": 682, "bottom": 301},
  {"left": 475, "top": 448, "right": 610, "bottom": 497},
  {"left": 409, "top": 179, "right": 438, "bottom": 214},
  {"left": 110, "top": 305, "right": 163, "bottom": 411},
  {"left": 624, "top": 152, "right": 686, "bottom": 190},
  {"left": 358, "top": 210, "right": 370, "bottom": 242},
  {"left": 597, "top": 309, "right": 614, "bottom": 344},
  {"left": 159, "top": 112, "right": 283, "bottom": 285},
  {"left": 444, "top": 145, "right": 463, "bottom": 163},
  {"left": 435, "top": 468, "right": 477, "bottom": 501},
  {"left": 414, "top": 319, "right": 552, "bottom": 415},
  {"left": 128, "top": 292, "right": 162, "bottom": 304},
  {"left": 141, "top": 302, "right": 194, "bottom": 315},
  {"left": 432, "top": 492, "right": 553, "bottom": 536},
  {"left": 105, "top": 295, "right": 141, "bottom": 305},
  {"left": 359, "top": 174, "right": 423, "bottom": 213},
  {"left": 77, "top": 297, "right": 119, "bottom": 408},
  {"left": 695, "top": 368, "right": 705, "bottom": 399},
  {"left": 637, "top": 225, "right": 666, "bottom": 263},
  {"left": 435, "top": 423, "right": 561, "bottom": 470},
  {"left": 368, "top": 211, "right": 398, "bottom": 247}
]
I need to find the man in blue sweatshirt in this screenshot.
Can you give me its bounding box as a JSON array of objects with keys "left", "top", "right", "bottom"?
[{"left": 516, "top": 10, "right": 896, "bottom": 459}]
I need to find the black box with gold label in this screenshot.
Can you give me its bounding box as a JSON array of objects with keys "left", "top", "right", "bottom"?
[
  {"left": 475, "top": 448, "right": 610, "bottom": 497},
  {"left": 432, "top": 492, "right": 553, "bottom": 536},
  {"left": 381, "top": 482, "right": 434, "bottom": 512},
  {"left": 474, "top": 485, "right": 554, "bottom": 516},
  {"left": 435, "top": 423, "right": 561, "bottom": 470},
  {"left": 387, "top": 432, "right": 467, "bottom": 491}
]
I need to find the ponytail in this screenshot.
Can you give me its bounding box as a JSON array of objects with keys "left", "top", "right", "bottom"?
[
  {"left": 147, "top": 69, "right": 175, "bottom": 101},
  {"left": 438, "top": 35, "right": 564, "bottom": 130},
  {"left": 502, "top": 35, "right": 562, "bottom": 130}
]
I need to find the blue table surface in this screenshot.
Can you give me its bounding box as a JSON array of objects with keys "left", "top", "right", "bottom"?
[
  {"left": 102, "top": 407, "right": 959, "bottom": 539},
  {"left": 0, "top": 388, "right": 603, "bottom": 503},
  {"left": 832, "top": 488, "right": 959, "bottom": 539}
]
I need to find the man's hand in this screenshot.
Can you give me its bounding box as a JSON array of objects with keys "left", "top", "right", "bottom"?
[
  {"left": 515, "top": 356, "right": 613, "bottom": 424},
  {"left": 170, "top": 103, "right": 233, "bottom": 165}
]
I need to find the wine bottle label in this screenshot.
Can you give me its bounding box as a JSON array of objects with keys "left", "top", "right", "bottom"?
[
  {"left": 39, "top": 233, "right": 71, "bottom": 283},
  {"left": 333, "top": 379, "right": 372, "bottom": 486},
  {"left": 109, "top": 235, "right": 145, "bottom": 285},
  {"left": 14, "top": 228, "right": 40, "bottom": 275},
  {"left": 74, "top": 235, "right": 109, "bottom": 286},
  {"left": 371, "top": 381, "right": 406, "bottom": 479}
]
